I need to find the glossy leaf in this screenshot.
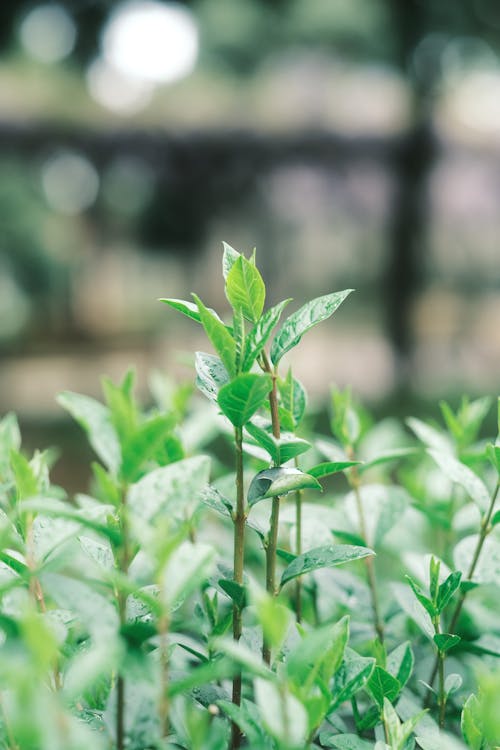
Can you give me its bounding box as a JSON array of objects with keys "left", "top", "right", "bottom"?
[
  {"left": 159, "top": 297, "right": 223, "bottom": 325},
  {"left": 195, "top": 351, "right": 230, "bottom": 402},
  {"left": 270, "top": 289, "right": 353, "bottom": 365},
  {"left": 225, "top": 253, "right": 265, "bottom": 322},
  {"left": 386, "top": 642, "right": 414, "bottom": 688},
  {"left": 277, "top": 367, "right": 307, "bottom": 428},
  {"left": 367, "top": 665, "right": 401, "bottom": 708},
  {"left": 222, "top": 241, "right": 240, "bottom": 280},
  {"left": 308, "top": 460, "right": 360, "bottom": 478},
  {"left": 217, "top": 373, "right": 271, "bottom": 427},
  {"left": 428, "top": 449, "right": 490, "bottom": 512},
  {"left": 248, "top": 467, "right": 321, "bottom": 506},
  {"left": 330, "top": 648, "right": 375, "bottom": 711},
  {"left": 192, "top": 293, "right": 236, "bottom": 377},
  {"left": 57, "top": 391, "right": 121, "bottom": 475},
  {"left": 405, "top": 575, "right": 436, "bottom": 618},
  {"left": 246, "top": 419, "right": 311, "bottom": 464},
  {"left": 437, "top": 570, "right": 462, "bottom": 612},
  {"left": 280, "top": 544, "right": 374, "bottom": 587},
  {"left": 242, "top": 298, "right": 291, "bottom": 371}
]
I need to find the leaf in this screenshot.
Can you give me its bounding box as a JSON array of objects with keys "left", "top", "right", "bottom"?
[
  {"left": 245, "top": 420, "right": 311, "bottom": 464},
  {"left": 19, "top": 496, "right": 121, "bottom": 546},
  {"left": 10, "top": 450, "right": 38, "bottom": 500},
  {"left": 433, "top": 634, "right": 461, "bottom": 653},
  {"left": 192, "top": 294, "right": 236, "bottom": 377},
  {"left": 359, "top": 448, "right": 417, "bottom": 472},
  {"left": 386, "top": 642, "right": 414, "bottom": 689},
  {"left": 242, "top": 299, "right": 292, "bottom": 372},
  {"left": 428, "top": 450, "right": 490, "bottom": 512},
  {"left": 217, "top": 373, "right": 272, "bottom": 427},
  {"left": 277, "top": 368, "right": 307, "bottom": 428},
  {"left": 120, "top": 414, "right": 174, "bottom": 483},
  {"left": 321, "top": 734, "right": 374, "bottom": 749},
  {"left": 330, "top": 648, "right": 375, "bottom": 711},
  {"left": 280, "top": 544, "right": 374, "bottom": 588},
  {"left": 195, "top": 351, "right": 230, "bottom": 402},
  {"left": 308, "top": 461, "right": 360, "bottom": 478},
  {"left": 286, "top": 616, "right": 349, "bottom": 687},
  {"left": 406, "top": 417, "right": 452, "bottom": 454},
  {"left": 367, "top": 666, "right": 401, "bottom": 709},
  {"left": 437, "top": 570, "right": 462, "bottom": 612},
  {"left": 218, "top": 579, "right": 246, "bottom": 610},
  {"left": 248, "top": 467, "right": 321, "bottom": 506},
  {"left": 159, "top": 297, "right": 223, "bottom": 325},
  {"left": 405, "top": 575, "right": 436, "bottom": 618},
  {"left": 57, "top": 391, "right": 121, "bottom": 475},
  {"left": 222, "top": 241, "right": 240, "bottom": 280},
  {"left": 225, "top": 254, "right": 265, "bottom": 322},
  {"left": 270, "top": 289, "right": 353, "bottom": 365},
  {"left": 163, "top": 541, "right": 215, "bottom": 609},
  {"left": 254, "top": 678, "right": 308, "bottom": 747},
  {"left": 444, "top": 673, "right": 463, "bottom": 695},
  {"left": 344, "top": 484, "right": 410, "bottom": 547},
  {"left": 214, "top": 638, "right": 271, "bottom": 679},
  {"left": 454, "top": 534, "right": 500, "bottom": 585},
  {"left": 128, "top": 455, "right": 211, "bottom": 523},
  {"left": 461, "top": 694, "right": 483, "bottom": 750}
]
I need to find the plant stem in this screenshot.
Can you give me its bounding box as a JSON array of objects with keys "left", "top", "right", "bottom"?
[
  {"left": 116, "top": 484, "right": 130, "bottom": 750},
  {"left": 158, "top": 585, "right": 170, "bottom": 741},
  {"left": 425, "top": 479, "right": 500, "bottom": 702},
  {"left": 432, "top": 616, "right": 447, "bottom": 729},
  {"left": 294, "top": 485, "right": 303, "bottom": 622},
  {"left": 348, "top": 461, "right": 384, "bottom": 643},
  {"left": 261, "top": 351, "right": 281, "bottom": 665},
  {"left": 231, "top": 426, "right": 245, "bottom": 750}
]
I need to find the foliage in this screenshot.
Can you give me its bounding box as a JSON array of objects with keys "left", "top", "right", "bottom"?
[{"left": 0, "top": 244, "right": 499, "bottom": 749}]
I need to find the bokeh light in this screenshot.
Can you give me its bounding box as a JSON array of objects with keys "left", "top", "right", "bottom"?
[
  {"left": 19, "top": 4, "right": 76, "bottom": 64},
  {"left": 41, "top": 151, "right": 99, "bottom": 215}
]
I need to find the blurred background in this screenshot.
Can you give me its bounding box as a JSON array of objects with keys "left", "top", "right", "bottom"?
[{"left": 1, "top": 0, "right": 500, "bottom": 447}]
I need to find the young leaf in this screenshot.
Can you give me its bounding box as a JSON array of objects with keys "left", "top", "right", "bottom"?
[
  {"left": 406, "top": 417, "right": 452, "bottom": 454},
  {"left": 217, "top": 373, "right": 272, "bottom": 427},
  {"left": 444, "top": 673, "right": 462, "bottom": 696},
  {"left": 367, "top": 666, "right": 401, "bottom": 709},
  {"left": 192, "top": 294, "right": 236, "bottom": 377},
  {"left": 461, "top": 694, "right": 483, "bottom": 750},
  {"left": 225, "top": 254, "right": 265, "bottom": 322},
  {"left": 277, "top": 368, "right": 307, "bottom": 428},
  {"left": 270, "top": 289, "right": 353, "bottom": 365},
  {"left": 386, "top": 642, "right": 414, "bottom": 689},
  {"left": 222, "top": 241, "right": 240, "bottom": 280},
  {"left": 57, "top": 391, "right": 121, "bottom": 475},
  {"left": 405, "top": 575, "right": 436, "bottom": 618},
  {"left": 280, "top": 544, "right": 374, "bottom": 587},
  {"left": 218, "top": 579, "right": 246, "bottom": 610},
  {"left": 248, "top": 467, "right": 321, "bottom": 506},
  {"left": 286, "top": 616, "right": 349, "bottom": 687},
  {"left": 330, "top": 648, "right": 375, "bottom": 711},
  {"left": 242, "top": 298, "right": 291, "bottom": 371},
  {"left": 120, "top": 413, "right": 174, "bottom": 483},
  {"left": 428, "top": 449, "right": 490, "bottom": 513},
  {"left": 10, "top": 450, "right": 38, "bottom": 500},
  {"left": 195, "top": 352, "right": 230, "bottom": 402},
  {"left": 433, "top": 634, "right": 461, "bottom": 653},
  {"left": 436, "top": 570, "right": 462, "bottom": 613},
  {"left": 308, "top": 461, "right": 360, "bottom": 478},
  {"left": 159, "top": 297, "right": 223, "bottom": 325}
]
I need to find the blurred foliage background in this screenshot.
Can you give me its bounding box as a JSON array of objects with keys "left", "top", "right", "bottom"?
[{"left": 1, "top": 0, "right": 500, "bottom": 446}]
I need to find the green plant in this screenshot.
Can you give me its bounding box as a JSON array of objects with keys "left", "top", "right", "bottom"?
[{"left": 0, "top": 244, "right": 499, "bottom": 750}]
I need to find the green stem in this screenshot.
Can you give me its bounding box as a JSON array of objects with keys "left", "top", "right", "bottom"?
[
  {"left": 348, "top": 460, "right": 384, "bottom": 643},
  {"left": 261, "top": 351, "right": 281, "bottom": 665},
  {"left": 425, "top": 479, "right": 500, "bottom": 703},
  {"left": 231, "top": 426, "right": 245, "bottom": 750},
  {"left": 433, "top": 616, "right": 446, "bottom": 729},
  {"left": 158, "top": 600, "right": 170, "bottom": 740},
  {"left": 116, "top": 483, "right": 130, "bottom": 750},
  {"left": 294, "top": 486, "right": 303, "bottom": 622}
]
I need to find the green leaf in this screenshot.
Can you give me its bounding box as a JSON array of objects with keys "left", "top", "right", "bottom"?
[
  {"left": 128, "top": 455, "right": 211, "bottom": 523},
  {"left": 433, "top": 633, "right": 461, "bottom": 653},
  {"left": 321, "top": 735, "right": 374, "bottom": 749},
  {"left": 163, "top": 541, "right": 215, "bottom": 609},
  {"left": 271, "top": 289, "right": 353, "bottom": 365},
  {"left": 367, "top": 666, "right": 401, "bottom": 709},
  {"left": 345, "top": 484, "right": 410, "bottom": 548},
  {"left": 222, "top": 241, "right": 240, "bottom": 280},
  {"left": 192, "top": 294, "right": 236, "bottom": 377},
  {"left": 218, "top": 579, "right": 246, "bottom": 610},
  {"left": 57, "top": 391, "right": 121, "bottom": 475},
  {"left": 10, "top": 450, "right": 38, "bottom": 500},
  {"left": 308, "top": 461, "right": 360, "bottom": 478},
  {"left": 437, "top": 570, "right": 462, "bottom": 612},
  {"left": 225, "top": 254, "right": 265, "bottom": 322},
  {"left": 217, "top": 700, "right": 269, "bottom": 748},
  {"left": 330, "top": 648, "right": 375, "bottom": 711},
  {"left": 0, "top": 413, "right": 21, "bottom": 475},
  {"left": 486, "top": 443, "right": 500, "bottom": 474},
  {"left": 406, "top": 417, "right": 452, "bottom": 453},
  {"left": 120, "top": 414, "right": 174, "bottom": 483},
  {"left": 359, "top": 448, "right": 417, "bottom": 472},
  {"left": 242, "top": 299, "right": 291, "bottom": 372},
  {"left": 444, "top": 673, "right": 462, "bottom": 696},
  {"left": 461, "top": 694, "right": 483, "bottom": 750},
  {"left": 214, "top": 638, "right": 271, "bottom": 679},
  {"left": 286, "top": 616, "right": 349, "bottom": 687},
  {"left": 159, "top": 297, "right": 223, "bottom": 325},
  {"left": 386, "top": 642, "right": 414, "bottom": 688},
  {"left": 428, "top": 449, "right": 491, "bottom": 512},
  {"left": 248, "top": 467, "right": 321, "bottom": 506},
  {"left": 254, "top": 678, "right": 308, "bottom": 748},
  {"left": 405, "top": 575, "right": 436, "bottom": 618},
  {"left": 195, "top": 352, "right": 230, "bottom": 402},
  {"left": 19, "top": 496, "right": 121, "bottom": 546},
  {"left": 245, "top": 419, "right": 311, "bottom": 464},
  {"left": 280, "top": 544, "right": 374, "bottom": 588},
  {"left": 277, "top": 368, "right": 307, "bottom": 428},
  {"left": 217, "top": 373, "right": 272, "bottom": 427}
]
